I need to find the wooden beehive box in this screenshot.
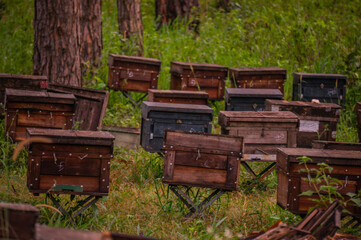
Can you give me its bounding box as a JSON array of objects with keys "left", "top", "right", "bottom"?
[
  {"left": 219, "top": 111, "right": 298, "bottom": 157},
  {"left": 229, "top": 67, "right": 286, "bottom": 93},
  {"left": 26, "top": 128, "right": 114, "bottom": 196},
  {"left": 276, "top": 148, "right": 361, "bottom": 216},
  {"left": 48, "top": 83, "right": 109, "bottom": 131},
  {"left": 0, "top": 73, "right": 47, "bottom": 109},
  {"left": 108, "top": 54, "right": 161, "bottom": 93},
  {"left": 162, "top": 130, "right": 243, "bottom": 190},
  {"left": 170, "top": 61, "right": 228, "bottom": 100},
  {"left": 312, "top": 140, "right": 361, "bottom": 151},
  {"left": 0, "top": 202, "right": 39, "bottom": 240},
  {"left": 293, "top": 72, "right": 347, "bottom": 105},
  {"left": 148, "top": 89, "right": 209, "bottom": 105},
  {"left": 265, "top": 99, "right": 341, "bottom": 148},
  {"left": 357, "top": 102, "right": 361, "bottom": 142},
  {"left": 5, "top": 88, "right": 76, "bottom": 141},
  {"left": 225, "top": 88, "right": 283, "bottom": 111},
  {"left": 141, "top": 101, "right": 213, "bottom": 153}
]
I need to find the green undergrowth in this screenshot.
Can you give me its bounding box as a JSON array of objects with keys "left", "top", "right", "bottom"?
[{"left": 1, "top": 0, "right": 361, "bottom": 238}]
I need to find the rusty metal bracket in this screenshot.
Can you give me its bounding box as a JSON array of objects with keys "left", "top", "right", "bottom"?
[{"left": 169, "top": 185, "right": 226, "bottom": 220}]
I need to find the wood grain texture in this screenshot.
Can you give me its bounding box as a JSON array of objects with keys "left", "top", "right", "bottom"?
[
  {"left": 312, "top": 140, "right": 361, "bottom": 151},
  {"left": 39, "top": 175, "right": 99, "bottom": 193},
  {"left": 148, "top": 89, "right": 209, "bottom": 105}
]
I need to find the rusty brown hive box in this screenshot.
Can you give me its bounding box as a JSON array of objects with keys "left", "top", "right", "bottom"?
[
  {"left": 276, "top": 148, "right": 361, "bottom": 216},
  {"left": 162, "top": 130, "right": 243, "bottom": 191},
  {"left": 4, "top": 88, "right": 76, "bottom": 141},
  {"left": 219, "top": 111, "right": 298, "bottom": 156},
  {"left": 293, "top": 72, "right": 347, "bottom": 105},
  {"left": 147, "top": 89, "right": 209, "bottom": 105},
  {"left": 225, "top": 88, "right": 283, "bottom": 111},
  {"left": 108, "top": 54, "right": 161, "bottom": 93},
  {"left": 357, "top": 102, "right": 361, "bottom": 142},
  {"left": 229, "top": 67, "right": 286, "bottom": 93},
  {"left": 0, "top": 73, "right": 47, "bottom": 105},
  {"left": 265, "top": 99, "right": 341, "bottom": 148},
  {"left": 0, "top": 202, "right": 39, "bottom": 240},
  {"left": 26, "top": 128, "right": 115, "bottom": 196},
  {"left": 48, "top": 83, "right": 109, "bottom": 131},
  {"left": 170, "top": 61, "right": 228, "bottom": 100}
]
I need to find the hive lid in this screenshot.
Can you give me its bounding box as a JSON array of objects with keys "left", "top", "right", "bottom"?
[
  {"left": 142, "top": 101, "right": 213, "bottom": 118},
  {"left": 293, "top": 72, "right": 347, "bottom": 83},
  {"left": 5, "top": 88, "right": 76, "bottom": 104},
  {"left": 108, "top": 54, "right": 161, "bottom": 66},
  {"left": 148, "top": 89, "right": 209, "bottom": 99},
  {"left": 170, "top": 61, "right": 228, "bottom": 73},
  {"left": 229, "top": 67, "right": 286, "bottom": 76},
  {"left": 26, "top": 128, "right": 115, "bottom": 146},
  {"left": 266, "top": 99, "right": 341, "bottom": 109},
  {"left": 226, "top": 88, "right": 283, "bottom": 99},
  {"left": 219, "top": 110, "right": 298, "bottom": 126}
]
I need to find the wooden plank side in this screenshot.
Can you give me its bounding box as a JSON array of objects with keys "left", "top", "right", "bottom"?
[
  {"left": 231, "top": 129, "right": 288, "bottom": 144},
  {"left": 300, "top": 177, "right": 356, "bottom": 195},
  {"left": 163, "top": 150, "right": 175, "bottom": 181},
  {"left": 39, "top": 175, "right": 99, "bottom": 193},
  {"left": 167, "top": 165, "right": 229, "bottom": 190},
  {"left": 290, "top": 163, "right": 361, "bottom": 176},
  {"left": 164, "top": 130, "right": 243, "bottom": 153},
  {"left": 30, "top": 144, "right": 112, "bottom": 154},
  {"left": 7, "top": 102, "right": 74, "bottom": 112},
  {"left": 174, "top": 151, "right": 228, "bottom": 170},
  {"left": 17, "top": 113, "right": 71, "bottom": 128},
  {"left": 225, "top": 156, "right": 240, "bottom": 189},
  {"left": 277, "top": 170, "right": 289, "bottom": 209},
  {"left": 312, "top": 140, "right": 361, "bottom": 151},
  {"left": 40, "top": 156, "right": 101, "bottom": 177},
  {"left": 27, "top": 156, "right": 41, "bottom": 191},
  {"left": 99, "top": 158, "right": 110, "bottom": 193}
]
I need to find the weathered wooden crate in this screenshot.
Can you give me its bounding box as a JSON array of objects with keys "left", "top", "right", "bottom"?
[
  {"left": 265, "top": 99, "right": 341, "bottom": 148},
  {"left": 26, "top": 128, "right": 114, "bottom": 196},
  {"left": 229, "top": 67, "right": 286, "bottom": 93},
  {"left": 0, "top": 73, "right": 47, "bottom": 108},
  {"left": 162, "top": 130, "right": 243, "bottom": 190},
  {"left": 141, "top": 101, "right": 213, "bottom": 153},
  {"left": 292, "top": 72, "right": 347, "bottom": 105},
  {"left": 219, "top": 111, "right": 298, "bottom": 157},
  {"left": 108, "top": 54, "right": 161, "bottom": 93},
  {"left": 277, "top": 148, "right": 361, "bottom": 216},
  {"left": 5, "top": 88, "right": 76, "bottom": 141},
  {"left": 170, "top": 61, "right": 228, "bottom": 100},
  {"left": 357, "top": 102, "right": 361, "bottom": 142},
  {"left": 312, "top": 140, "right": 361, "bottom": 151},
  {"left": 102, "top": 126, "right": 140, "bottom": 149},
  {"left": 148, "top": 89, "right": 209, "bottom": 105},
  {"left": 48, "top": 83, "right": 109, "bottom": 131},
  {"left": 225, "top": 88, "right": 283, "bottom": 111},
  {"left": 0, "top": 202, "right": 39, "bottom": 240}
]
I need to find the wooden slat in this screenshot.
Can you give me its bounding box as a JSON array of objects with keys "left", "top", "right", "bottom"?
[
  {"left": 40, "top": 156, "right": 101, "bottom": 177},
  {"left": 30, "top": 144, "right": 112, "bottom": 155},
  {"left": 230, "top": 128, "right": 288, "bottom": 144},
  {"left": 7, "top": 102, "right": 74, "bottom": 112},
  {"left": 99, "top": 159, "right": 110, "bottom": 193},
  {"left": 300, "top": 177, "right": 356, "bottom": 195},
  {"left": 167, "top": 165, "right": 229, "bottom": 190},
  {"left": 39, "top": 175, "right": 99, "bottom": 193},
  {"left": 225, "top": 156, "right": 239, "bottom": 189},
  {"left": 17, "top": 113, "right": 71, "bottom": 128},
  {"left": 163, "top": 150, "right": 175, "bottom": 181},
  {"left": 290, "top": 163, "right": 361, "bottom": 176},
  {"left": 276, "top": 170, "right": 289, "bottom": 209},
  {"left": 28, "top": 156, "right": 41, "bottom": 191},
  {"left": 174, "top": 151, "right": 228, "bottom": 170},
  {"left": 312, "top": 140, "right": 361, "bottom": 151}
]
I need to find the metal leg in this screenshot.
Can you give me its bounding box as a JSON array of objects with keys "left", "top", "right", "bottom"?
[
  {"left": 170, "top": 185, "right": 226, "bottom": 219},
  {"left": 47, "top": 194, "right": 101, "bottom": 220},
  {"left": 121, "top": 91, "right": 147, "bottom": 108},
  {"left": 342, "top": 214, "right": 361, "bottom": 229}
]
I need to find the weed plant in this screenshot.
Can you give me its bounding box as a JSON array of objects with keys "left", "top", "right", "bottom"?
[{"left": 1, "top": 0, "right": 361, "bottom": 238}]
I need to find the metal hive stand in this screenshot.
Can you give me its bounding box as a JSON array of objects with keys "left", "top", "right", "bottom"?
[
  {"left": 169, "top": 185, "right": 226, "bottom": 219},
  {"left": 121, "top": 91, "right": 148, "bottom": 108},
  {"left": 47, "top": 193, "right": 101, "bottom": 221}
]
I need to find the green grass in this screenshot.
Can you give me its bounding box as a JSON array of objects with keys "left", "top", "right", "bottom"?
[{"left": 1, "top": 0, "right": 361, "bottom": 239}]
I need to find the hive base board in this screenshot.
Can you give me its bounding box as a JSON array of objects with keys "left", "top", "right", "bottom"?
[{"left": 169, "top": 185, "right": 226, "bottom": 219}]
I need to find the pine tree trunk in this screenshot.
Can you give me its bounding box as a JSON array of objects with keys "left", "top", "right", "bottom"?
[
  {"left": 33, "top": 0, "right": 82, "bottom": 87},
  {"left": 79, "top": 0, "right": 102, "bottom": 76},
  {"left": 155, "top": 0, "right": 200, "bottom": 29},
  {"left": 117, "top": 0, "right": 143, "bottom": 56}
]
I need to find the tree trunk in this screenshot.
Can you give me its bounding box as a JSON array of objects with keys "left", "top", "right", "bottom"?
[
  {"left": 117, "top": 0, "right": 143, "bottom": 56},
  {"left": 33, "top": 0, "right": 82, "bottom": 87},
  {"left": 155, "top": 0, "right": 200, "bottom": 30},
  {"left": 79, "top": 0, "right": 102, "bottom": 76}
]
